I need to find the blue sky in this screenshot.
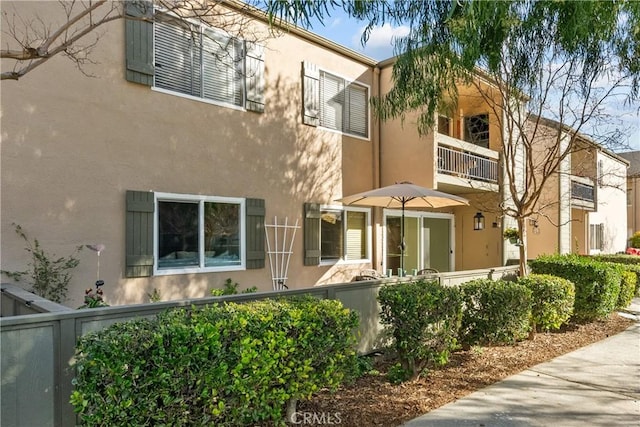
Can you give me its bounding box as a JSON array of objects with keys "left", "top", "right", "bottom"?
[{"left": 305, "top": 10, "right": 640, "bottom": 152}]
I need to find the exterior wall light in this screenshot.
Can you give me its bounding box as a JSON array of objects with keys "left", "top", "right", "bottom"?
[{"left": 473, "top": 212, "right": 485, "bottom": 231}]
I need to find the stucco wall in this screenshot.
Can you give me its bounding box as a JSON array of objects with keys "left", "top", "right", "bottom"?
[
  {"left": 589, "top": 151, "right": 627, "bottom": 254},
  {"left": 1, "top": 2, "right": 377, "bottom": 306}
]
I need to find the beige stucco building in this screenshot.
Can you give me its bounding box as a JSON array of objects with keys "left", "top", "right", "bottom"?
[
  {"left": 618, "top": 151, "right": 640, "bottom": 241},
  {"left": 0, "top": 1, "right": 629, "bottom": 307},
  {"left": 524, "top": 118, "right": 629, "bottom": 258}
]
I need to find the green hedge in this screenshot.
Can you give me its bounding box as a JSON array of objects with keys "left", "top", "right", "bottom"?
[
  {"left": 529, "top": 254, "right": 621, "bottom": 321},
  {"left": 605, "top": 255, "right": 640, "bottom": 298},
  {"left": 459, "top": 279, "right": 532, "bottom": 345},
  {"left": 590, "top": 254, "right": 640, "bottom": 266},
  {"left": 378, "top": 280, "right": 462, "bottom": 382},
  {"left": 618, "top": 270, "right": 637, "bottom": 309},
  {"left": 517, "top": 274, "right": 575, "bottom": 331},
  {"left": 70, "top": 298, "right": 358, "bottom": 426}
]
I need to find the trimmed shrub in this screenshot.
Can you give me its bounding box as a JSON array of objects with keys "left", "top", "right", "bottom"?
[
  {"left": 529, "top": 254, "right": 621, "bottom": 321},
  {"left": 630, "top": 231, "right": 640, "bottom": 249},
  {"left": 590, "top": 254, "right": 640, "bottom": 266},
  {"left": 70, "top": 297, "right": 358, "bottom": 426},
  {"left": 378, "top": 279, "right": 462, "bottom": 382},
  {"left": 459, "top": 279, "right": 532, "bottom": 345},
  {"left": 618, "top": 270, "right": 636, "bottom": 309},
  {"left": 518, "top": 274, "right": 575, "bottom": 331},
  {"left": 600, "top": 255, "right": 640, "bottom": 298}
]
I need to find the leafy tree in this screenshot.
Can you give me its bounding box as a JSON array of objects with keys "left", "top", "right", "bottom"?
[{"left": 267, "top": 0, "right": 640, "bottom": 273}]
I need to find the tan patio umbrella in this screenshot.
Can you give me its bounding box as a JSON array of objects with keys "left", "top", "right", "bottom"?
[{"left": 336, "top": 182, "right": 469, "bottom": 272}]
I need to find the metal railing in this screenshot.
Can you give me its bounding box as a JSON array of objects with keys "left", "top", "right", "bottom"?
[{"left": 437, "top": 144, "right": 499, "bottom": 184}]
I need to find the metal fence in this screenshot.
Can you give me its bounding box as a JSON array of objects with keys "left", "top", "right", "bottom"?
[{"left": 0, "top": 265, "right": 519, "bottom": 427}]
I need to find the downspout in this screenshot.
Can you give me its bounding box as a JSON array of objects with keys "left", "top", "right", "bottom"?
[
  {"left": 373, "top": 65, "right": 381, "bottom": 189},
  {"left": 373, "top": 65, "right": 382, "bottom": 271}
]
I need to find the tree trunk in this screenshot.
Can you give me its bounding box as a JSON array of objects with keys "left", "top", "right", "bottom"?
[
  {"left": 518, "top": 217, "right": 528, "bottom": 277},
  {"left": 286, "top": 398, "right": 298, "bottom": 423}
]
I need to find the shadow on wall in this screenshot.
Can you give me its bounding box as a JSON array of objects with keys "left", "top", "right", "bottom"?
[{"left": 110, "top": 74, "right": 348, "bottom": 304}]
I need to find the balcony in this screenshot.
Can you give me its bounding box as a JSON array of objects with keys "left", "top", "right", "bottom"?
[
  {"left": 571, "top": 176, "right": 596, "bottom": 210},
  {"left": 436, "top": 133, "right": 500, "bottom": 194}
]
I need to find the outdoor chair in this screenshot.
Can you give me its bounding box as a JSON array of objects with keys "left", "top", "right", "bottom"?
[
  {"left": 417, "top": 268, "right": 439, "bottom": 275},
  {"left": 352, "top": 269, "right": 385, "bottom": 281}
]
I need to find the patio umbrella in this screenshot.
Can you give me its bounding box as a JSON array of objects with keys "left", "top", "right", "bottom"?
[{"left": 336, "top": 182, "right": 469, "bottom": 272}]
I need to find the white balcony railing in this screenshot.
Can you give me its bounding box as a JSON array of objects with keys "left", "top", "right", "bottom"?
[{"left": 437, "top": 134, "right": 499, "bottom": 184}]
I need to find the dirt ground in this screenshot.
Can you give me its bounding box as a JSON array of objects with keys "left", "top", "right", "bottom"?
[{"left": 297, "top": 314, "right": 635, "bottom": 427}]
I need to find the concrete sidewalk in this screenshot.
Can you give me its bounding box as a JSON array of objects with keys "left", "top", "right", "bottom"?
[{"left": 404, "top": 298, "right": 640, "bottom": 427}]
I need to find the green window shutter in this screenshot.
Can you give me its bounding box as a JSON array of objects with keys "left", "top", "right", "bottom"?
[
  {"left": 304, "top": 203, "right": 321, "bottom": 266},
  {"left": 245, "top": 42, "right": 265, "bottom": 113},
  {"left": 125, "top": 0, "right": 154, "bottom": 85},
  {"left": 246, "top": 198, "right": 265, "bottom": 269},
  {"left": 126, "top": 190, "right": 154, "bottom": 277},
  {"left": 302, "top": 61, "right": 319, "bottom": 126}
]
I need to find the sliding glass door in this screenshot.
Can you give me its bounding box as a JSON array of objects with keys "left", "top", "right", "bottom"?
[{"left": 385, "top": 212, "right": 453, "bottom": 274}]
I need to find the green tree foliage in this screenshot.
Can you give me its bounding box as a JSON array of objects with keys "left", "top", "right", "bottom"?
[
  {"left": 269, "top": 1, "right": 639, "bottom": 132},
  {"left": 268, "top": 0, "right": 640, "bottom": 276}
]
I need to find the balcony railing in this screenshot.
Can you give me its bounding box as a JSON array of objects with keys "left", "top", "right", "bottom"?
[
  {"left": 571, "top": 180, "right": 595, "bottom": 203},
  {"left": 437, "top": 144, "right": 499, "bottom": 184}
]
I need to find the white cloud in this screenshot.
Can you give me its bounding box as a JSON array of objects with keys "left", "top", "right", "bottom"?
[
  {"left": 350, "top": 23, "right": 410, "bottom": 50},
  {"left": 326, "top": 17, "right": 343, "bottom": 29}
]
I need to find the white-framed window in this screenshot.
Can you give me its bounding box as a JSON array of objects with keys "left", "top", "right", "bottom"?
[
  {"left": 319, "top": 71, "right": 368, "bottom": 137},
  {"left": 320, "top": 207, "right": 370, "bottom": 263},
  {"left": 302, "top": 62, "right": 369, "bottom": 139},
  {"left": 303, "top": 203, "right": 370, "bottom": 266},
  {"left": 154, "top": 14, "right": 244, "bottom": 107},
  {"left": 155, "top": 193, "right": 245, "bottom": 274},
  {"left": 316, "top": 206, "right": 370, "bottom": 264},
  {"left": 124, "top": 5, "right": 265, "bottom": 112},
  {"left": 589, "top": 223, "right": 604, "bottom": 251}
]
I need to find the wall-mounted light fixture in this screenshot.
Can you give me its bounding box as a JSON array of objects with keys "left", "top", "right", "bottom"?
[
  {"left": 530, "top": 218, "right": 540, "bottom": 234},
  {"left": 473, "top": 212, "right": 485, "bottom": 231}
]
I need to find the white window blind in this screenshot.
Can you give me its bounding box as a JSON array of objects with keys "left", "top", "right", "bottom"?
[
  {"left": 155, "top": 20, "right": 201, "bottom": 97},
  {"left": 318, "top": 70, "right": 368, "bottom": 137},
  {"left": 346, "top": 211, "right": 366, "bottom": 260},
  {"left": 154, "top": 18, "right": 244, "bottom": 107},
  {"left": 346, "top": 83, "right": 367, "bottom": 137}
]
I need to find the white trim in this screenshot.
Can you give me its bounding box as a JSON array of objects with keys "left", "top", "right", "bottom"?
[
  {"left": 153, "top": 192, "right": 246, "bottom": 275},
  {"left": 152, "top": 87, "right": 247, "bottom": 112},
  {"left": 151, "top": 11, "right": 248, "bottom": 111},
  {"left": 318, "top": 204, "right": 372, "bottom": 264},
  {"left": 317, "top": 67, "right": 371, "bottom": 141}
]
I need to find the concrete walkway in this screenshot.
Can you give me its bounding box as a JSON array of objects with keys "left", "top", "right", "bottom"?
[{"left": 404, "top": 298, "right": 640, "bottom": 427}]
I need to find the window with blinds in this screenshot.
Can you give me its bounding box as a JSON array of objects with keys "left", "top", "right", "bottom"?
[
  {"left": 589, "top": 223, "right": 604, "bottom": 251},
  {"left": 345, "top": 210, "right": 367, "bottom": 260},
  {"left": 319, "top": 71, "right": 368, "bottom": 138},
  {"left": 315, "top": 206, "right": 370, "bottom": 263},
  {"left": 154, "top": 16, "right": 244, "bottom": 107}
]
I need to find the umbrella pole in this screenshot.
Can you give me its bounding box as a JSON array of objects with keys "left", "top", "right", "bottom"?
[{"left": 401, "top": 204, "right": 405, "bottom": 275}]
